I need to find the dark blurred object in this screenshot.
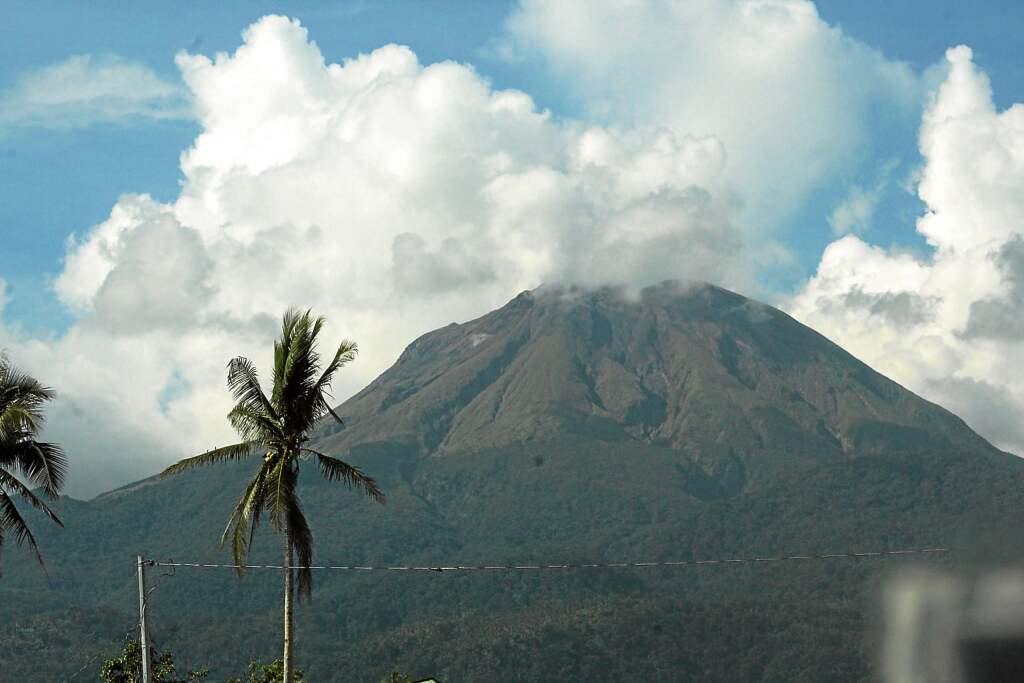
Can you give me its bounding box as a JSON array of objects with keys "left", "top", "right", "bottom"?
[
  {"left": 884, "top": 570, "right": 1024, "bottom": 682},
  {"left": 960, "top": 637, "right": 1024, "bottom": 682}
]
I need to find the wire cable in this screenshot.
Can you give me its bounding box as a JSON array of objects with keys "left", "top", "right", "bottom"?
[
  {"left": 61, "top": 547, "right": 944, "bottom": 680},
  {"left": 149, "top": 546, "right": 949, "bottom": 573}
]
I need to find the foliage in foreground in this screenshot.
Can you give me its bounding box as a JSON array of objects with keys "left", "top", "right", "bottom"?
[
  {"left": 0, "top": 352, "right": 67, "bottom": 573},
  {"left": 100, "top": 638, "right": 208, "bottom": 682},
  {"left": 99, "top": 640, "right": 310, "bottom": 683},
  {"left": 226, "top": 659, "right": 306, "bottom": 683}
]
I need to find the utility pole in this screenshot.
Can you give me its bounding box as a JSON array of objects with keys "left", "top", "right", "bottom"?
[{"left": 137, "top": 555, "right": 153, "bottom": 683}]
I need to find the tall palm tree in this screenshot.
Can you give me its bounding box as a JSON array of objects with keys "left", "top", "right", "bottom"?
[
  {"left": 161, "top": 309, "right": 384, "bottom": 682},
  {"left": 0, "top": 353, "right": 66, "bottom": 574}
]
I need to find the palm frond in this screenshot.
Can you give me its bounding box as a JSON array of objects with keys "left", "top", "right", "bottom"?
[
  {"left": 272, "top": 309, "right": 303, "bottom": 410},
  {"left": 227, "top": 404, "right": 283, "bottom": 444},
  {"left": 0, "top": 438, "right": 67, "bottom": 497},
  {"left": 226, "top": 357, "right": 279, "bottom": 426},
  {"left": 0, "top": 467, "right": 61, "bottom": 526},
  {"left": 0, "top": 491, "right": 44, "bottom": 568},
  {"left": 160, "top": 442, "right": 260, "bottom": 478},
  {"left": 307, "top": 339, "right": 358, "bottom": 428},
  {"left": 221, "top": 457, "right": 275, "bottom": 570},
  {"left": 307, "top": 450, "right": 385, "bottom": 504},
  {"left": 261, "top": 455, "right": 314, "bottom": 598},
  {"left": 315, "top": 340, "right": 358, "bottom": 395},
  {"left": 0, "top": 354, "right": 57, "bottom": 446},
  {"left": 0, "top": 354, "right": 56, "bottom": 400},
  {"left": 265, "top": 456, "right": 291, "bottom": 533},
  {"left": 289, "top": 501, "right": 314, "bottom": 600},
  {"left": 276, "top": 311, "right": 330, "bottom": 432},
  {"left": 0, "top": 405, "right": 43, "bottom": 442}
]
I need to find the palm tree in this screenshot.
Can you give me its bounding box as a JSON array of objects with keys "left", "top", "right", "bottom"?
[
  {"left": 161, "top": 309, "right": 384, "bottom": 682},
  {"left": 0, "top": 353, "right": 66, "bottom": 574}
]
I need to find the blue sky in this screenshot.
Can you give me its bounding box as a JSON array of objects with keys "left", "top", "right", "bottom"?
[{"left": 2, "top": 1, "right": 1024, "bottom": 496}]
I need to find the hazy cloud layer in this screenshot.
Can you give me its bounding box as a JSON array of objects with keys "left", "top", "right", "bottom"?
[
  {"left": 789, "top": 46, "right": 1024, "bottom": 454},
  {"left": 0, "top": 54, "right": 190, "bottom": 130},
  {"left": 823, "top": 288, "right": 938, "bottom": 328},
  {"left": 827, "top": 159, "right": 899, "bottom": 235}
]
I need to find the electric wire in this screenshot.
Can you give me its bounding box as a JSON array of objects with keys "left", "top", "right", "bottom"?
[
  {"left": 60, "top": 546, "right": 950, "bottom": 679},
  {"left": 149, "top": 546, "right": 949, "bottom": 573}
]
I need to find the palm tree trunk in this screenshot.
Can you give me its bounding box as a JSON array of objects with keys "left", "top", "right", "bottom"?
[{"left": 283, "top": 533, "right": 294, "bottom": 683}]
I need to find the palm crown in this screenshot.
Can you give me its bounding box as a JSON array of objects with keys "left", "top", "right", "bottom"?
[
  {"left": 162, "top": 309, "right": 384, "bottom": 597},
  {"left": 0, "top": 353, "right": 66, "bottom": 572}
]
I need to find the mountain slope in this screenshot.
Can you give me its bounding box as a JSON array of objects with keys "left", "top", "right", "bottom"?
[
  {"left": 2, "top": 282, "right": 1021, "bottom": 682},
  {"left": 321, "top": 282, "right": 996, "bottom": 494}
]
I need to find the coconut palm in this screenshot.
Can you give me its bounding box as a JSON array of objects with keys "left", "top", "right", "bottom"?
[
  {"left": 0, "top": 353, "right": 66, "bottom": 574},
  {"left": 161, "top": 309, "right": 384, "bottom": 682}
]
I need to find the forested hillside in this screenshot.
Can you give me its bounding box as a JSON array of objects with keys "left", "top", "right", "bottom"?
[{"left": 3, "top": 284, "right": 1022, "bottom": 681}]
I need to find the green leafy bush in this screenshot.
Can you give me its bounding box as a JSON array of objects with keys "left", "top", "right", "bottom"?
[
  {"left": 100, "top": 638, "right": 208, "bottom": 682},
  {"left": 227, "top": 659, "right": 306, "bottom": 682}
]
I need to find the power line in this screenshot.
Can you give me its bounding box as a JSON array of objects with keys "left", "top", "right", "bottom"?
[
  {"left": 99, "top": 546, "right": 946, "bottom": 680},
  {"left": 150, "top": 546, "right": 949, "bottom": 573}
]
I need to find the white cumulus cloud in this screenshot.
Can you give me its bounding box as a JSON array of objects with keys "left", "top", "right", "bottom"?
[
  {"left": 1, "top": 15, "right": 749, "bottom": 497},
  {"left": 788, "top": 46, "right": 1024, "bottom": 454},
  {"left": 500, "top": 0, "right": 921, "bottom": 234}
]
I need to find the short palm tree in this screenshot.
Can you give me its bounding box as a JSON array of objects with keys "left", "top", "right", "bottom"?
[
  {"left": 0, "top": 353, "right": 66, "bottom": 574},
  {"left": 161, "top": 309, "right": 384, "bottom": 682}
]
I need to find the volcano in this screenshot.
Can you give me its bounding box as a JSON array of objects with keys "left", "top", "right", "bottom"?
[
  {"left": 319, "top": 282, "right": 996, "bottom": 497},
  {"left": 4, "top": 282, "right": 1023, "bottom": 682}
]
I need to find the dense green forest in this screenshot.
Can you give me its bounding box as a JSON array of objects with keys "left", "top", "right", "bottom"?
[{"left": 3, "top": 440, "right": 1023, "bottom": 681}]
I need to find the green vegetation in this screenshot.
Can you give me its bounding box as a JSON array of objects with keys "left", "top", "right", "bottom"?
[
  {"left": 5, "top": 288, "right": 1024, "bottom": 680},
  {"left": 3, "top": 438, "right": 1024, "bottom": 680},
  {"left": 98, "top": 639, "right": 307, "bottom": 682},
  {"left": 0, "top": 352, "right": 66, "bottom": 573},
  {"left": 160, "top": 309, "right": 384, "bottom": 682},
  {"left": 100, "top": 638, "right": 208, "bottom": 682},
  {"left": 225, "top": 659, "right": 305, "bottom": 682}
]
